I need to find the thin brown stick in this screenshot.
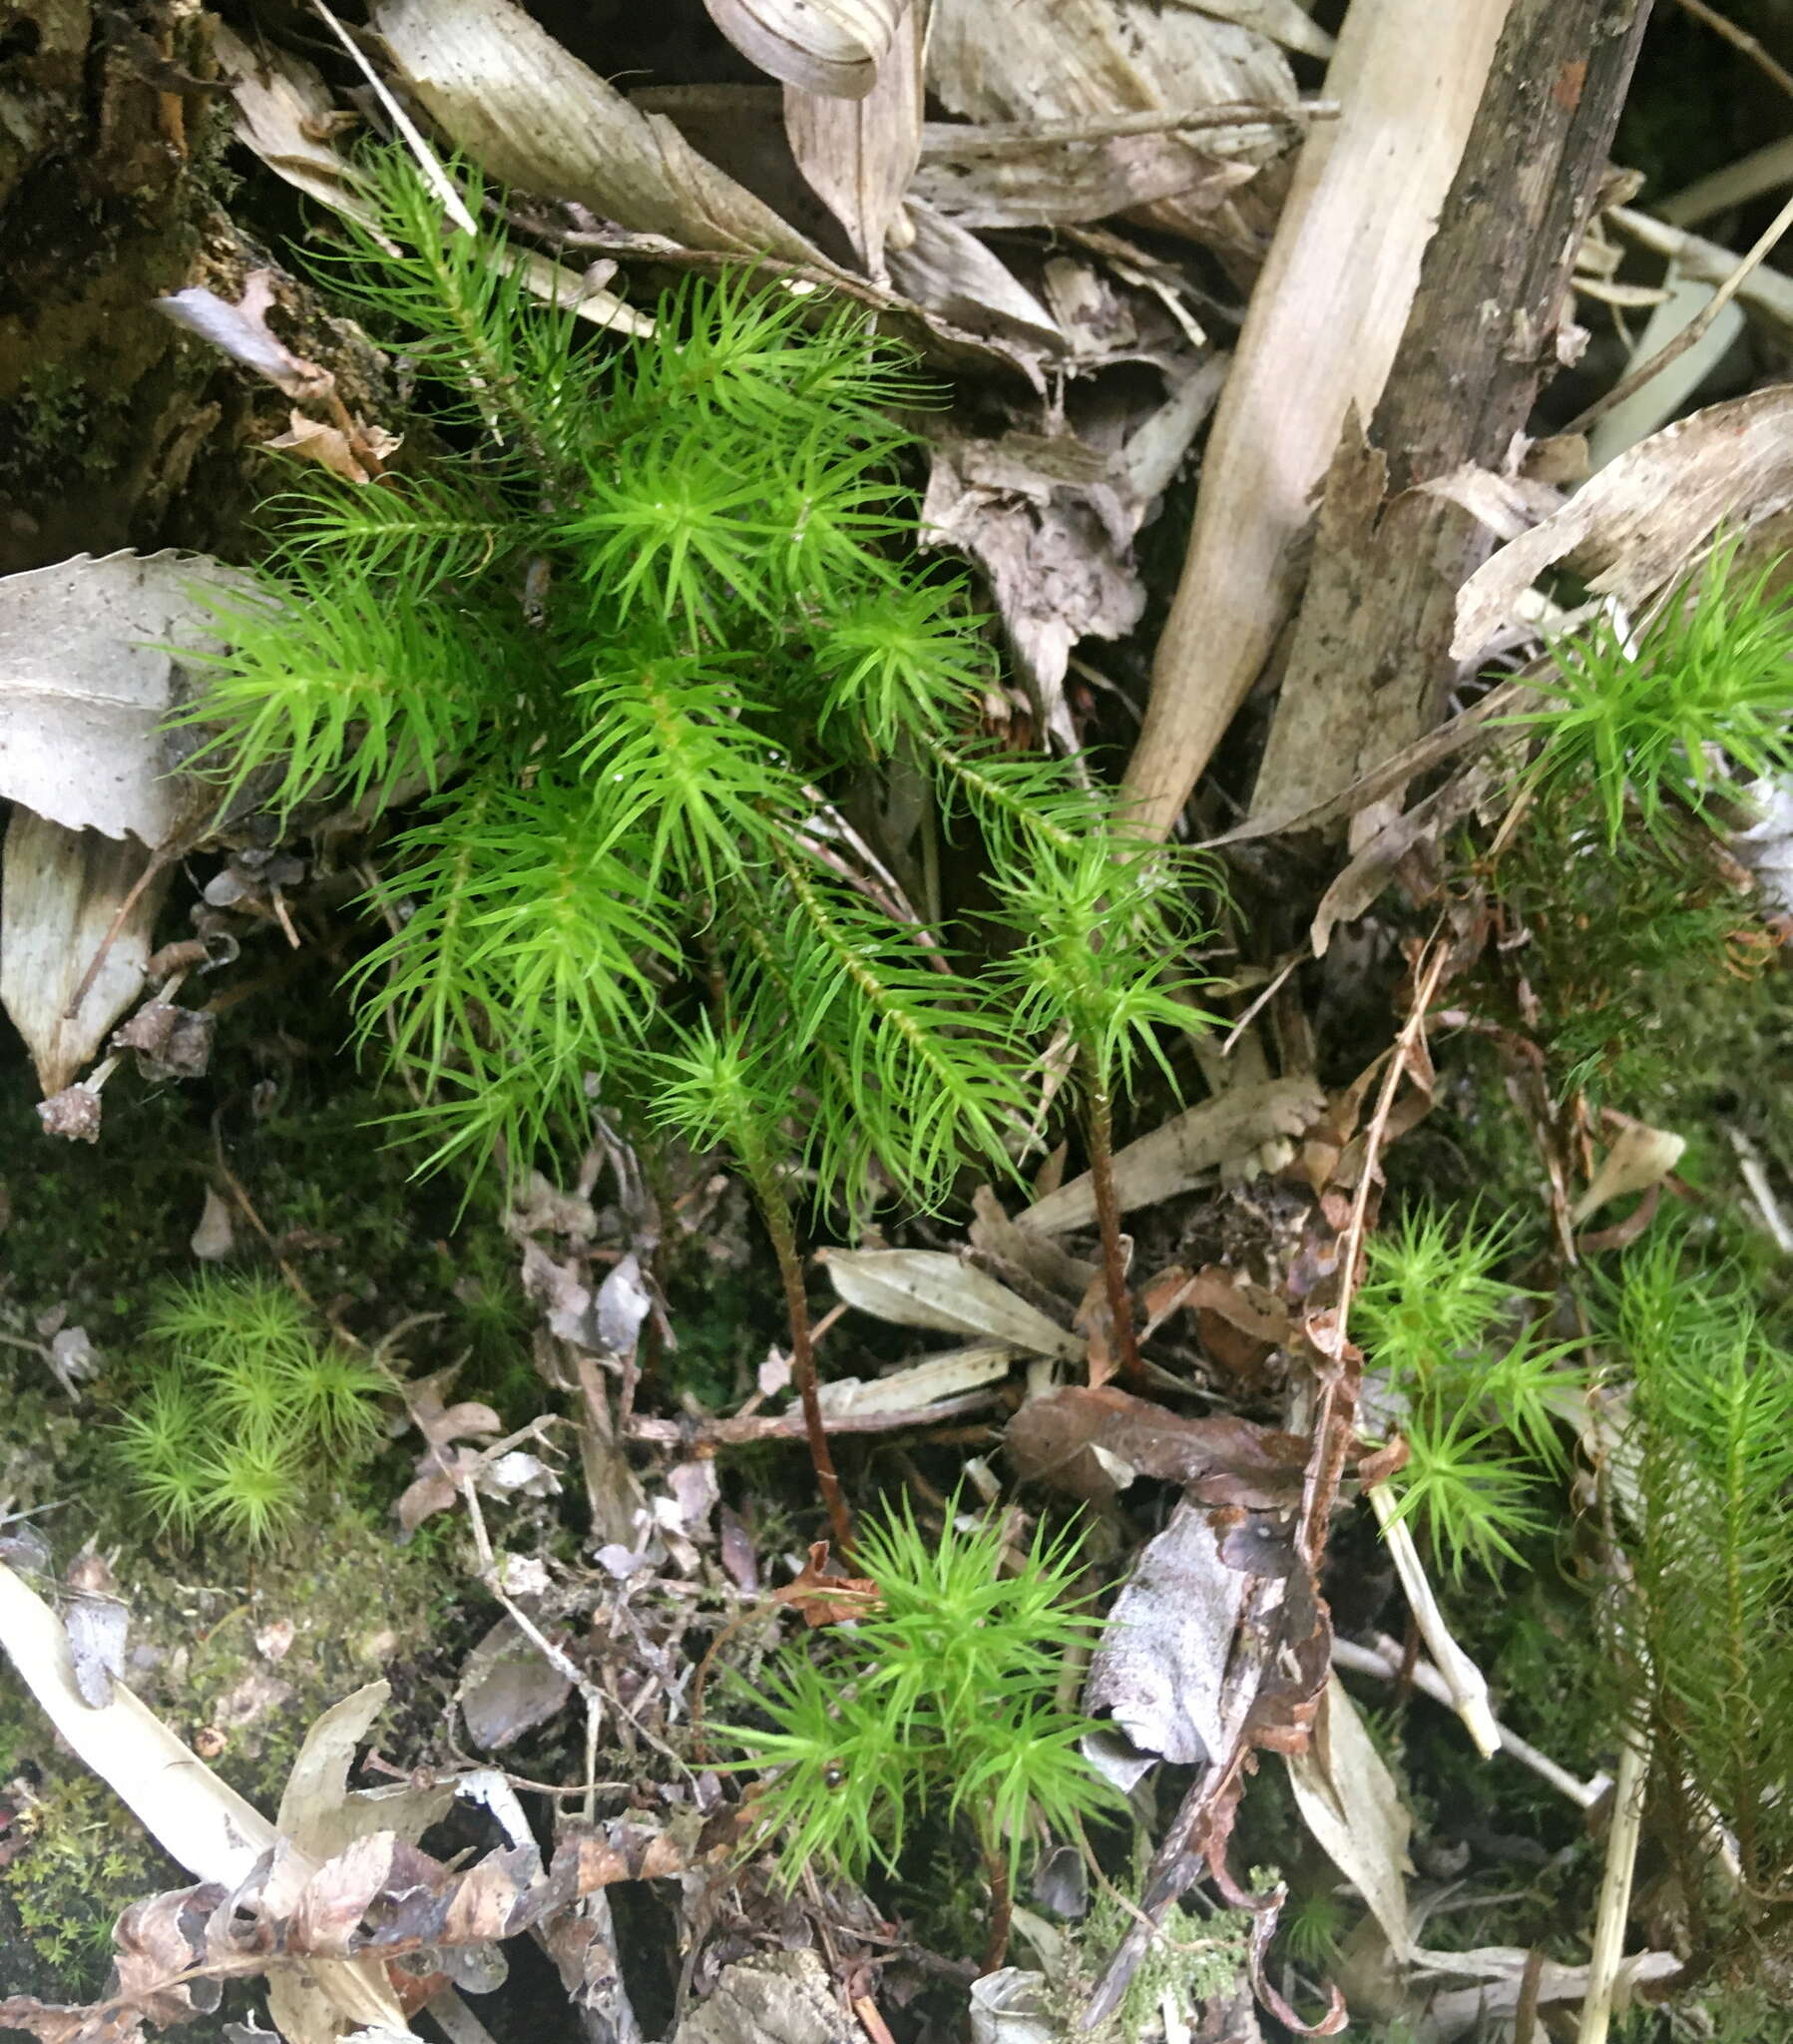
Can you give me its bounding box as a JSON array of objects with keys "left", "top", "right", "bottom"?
[
  {"left": 918, "top": 100, "right": 1336, "bottom": 158},
  {"left": 755, "top": 1171, "right": 855, "bottom": 1559},
  {"left": 1567, "top": 176, "right": 1793, "bottom": 435},
  {"left": 981, "top": 1846, "right": 1014, "bottom": 1974},
  {"left": 621, "top": 1389, "right": 1001, "bottom": 1448},
  {"left": 1674, "top": 0, "right": 1793, "bottom": 102},
  {"left": 1084, "top": 1080, "right": 1143, "bottom": 1392},
  {"left": 1296, "top": 935, "right": 1450, "bottom": 1571}
]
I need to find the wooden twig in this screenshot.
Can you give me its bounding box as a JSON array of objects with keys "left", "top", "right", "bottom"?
[
  {"left": 1566, "top": 177, "right": 1793, "bottom": 436},
  {"left": 622, "top": 1388, "right": 1001, "bottom": 1447},
  {"left": 1673, "top": 0, "right": 1793, "bottom": 103},
  {"left": 1333, "top": 1634, "right": 1611, "bottom": 1808},
  {"left": 1249, "top": 0, "right": 1653, "bottom": 826}
]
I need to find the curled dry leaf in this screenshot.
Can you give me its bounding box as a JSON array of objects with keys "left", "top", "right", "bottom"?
[
  {"left": 918, "top": 360, "right": 1223, "bottom": 750},
  {"left": 1005, "top": 1383, "right": 1308, "bottom": 1506},
  {"left": 6, "top": 814, "right": 173, "bottom": 1099},
  {"left": 111, "top": 999, "right": 217, "bottom": 1082},
  {"left": 266, "top": 410, "right": 401, "bottom": 484},
  {"left": 783, "top": 0, "right": 924, "bottom": 279},
  {"left": 887, "top": 198, "right": 1063, "bottom": 349},
  {"left": 1451, "top": 386, "right": 1793, "bottom": 662},
  {"left": 156, "top": 273, "right": 334, "bottom": 403},
  {"left": 1570, "top": 1120, "right": 1687, "bottom": 1226},
  {"left": 373, "top": 0, "right": 842, "bottom": 269},
  {"left": 704, "top": 0, "right": 905, "bottom": 98},
  {"left": 394, "top": 1368, "right": 504, "bottom": 1530},
  {"left": 773, "top": 1542, "right": 880, "bottom": 1626}
]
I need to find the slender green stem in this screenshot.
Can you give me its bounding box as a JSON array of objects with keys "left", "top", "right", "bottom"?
[
  {"left": 746, "top": 1159, "right": 855, "bottom": 1559},
  {"left": 1085, "top": 1074, "right": 1143, "bottom": 1392}
]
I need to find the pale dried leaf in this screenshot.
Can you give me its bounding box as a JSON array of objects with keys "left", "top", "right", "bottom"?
[
  {"left": 887, "top": 198, "right": 1063, "bottom": 346},
  {"left": 158, "top": 273, "right": 334, "bottom": 401},
  {"left": 458, "top": 1617, "right": 575, "bottom": 1752},
  {"left": 674, "top": 1951, "right": 848, "bottom": 2044},
  {"left": 219, "top": 22, "right": 652, "bottom": 337},
  {"left": 0, "top": 1559, "right": 274, "bottom": 1882},
  {"left": 373, "top": 0, "right": 844, "bottom": 268},
  {"left": 64, "top": 1583, "right": 128, "bottom": 1711},
  {"left": 913, "top": 125, "right": 1258, "bottom": 233},
  {"left": 1570, "top": 1122, "right": 1686, "bottom": 1226},
  {"left": 707, "top": 0, "right": 905, "bottom": 97},
  {"left": 276, "top": 1681, "right": 394, "bottom": 1861},
  {"left": 1084, "top": 1501, "right": 1251, "bottom": 1767},
  {"left": 968, "top": 1970, "right": 1057, "bottom": 2044},
  {"left": 596, "top": 1252, "right": 654, "bottom": 1360},
  {"left": 214, "top": 21, "right": 382, "bottom": 233},
  {"left": 784, "top": 1, "right": 924, "bottom": 278},
  {"left": 815, "top": 1340, "right": 1018, "bottom": 1415},
  {"left": 3, "top": 813, "right": 174, "bottom": 1095},
  {"left": 969, "top": 1186, "right": 1100, "bottom": 1296},
  {"left": 1123, "top": 0, "right": 1512, "bottom": 835},
  {"left": 918, "top": 359, "right": 1221, "bottom": 747},
  {"left": 1452, "top": 387, "right": 1793, "bottom": 661},
  {"left": 1285, "top": 1673, "right": 1414, "bottom": 1960},
  {"left": 1021, "top": 1077, "right": 1326, "bottom": 1232},
  {"left": 191, "top": 1188, "right": 235, "bottom": 1261},
  {"left": 0, "top": 549, "right": 256, "bottom": 842},
  {"left": 927, "top": 0, "right": 1299, "bottom": 248},
  {"left": 1734, "top": 771, "right": 1793, "bottom": 915},
  {"left": 819, "top": 1248, "right": 1084, "bottom": 1360},
  {"left": 1177, "top": 0, "right": 1333, "bottom": 59}
]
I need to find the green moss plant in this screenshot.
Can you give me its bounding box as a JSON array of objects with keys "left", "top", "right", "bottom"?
[
  {"left": 171, "top": 151, "right": 1216, "bottom": 1238},
  {"left": 112, "top": 1274, "right": 387, "bottom": 1550},
  {"left": 716, "top": 1495, "right": 1118, "bottom": 1969},
  {"left": 1356, "top": 1206, "right": 1581, "bottom": 1584},
  {"left": 1479, "top": 541, "right": 1790, "bottom": 1103},
  {"left": 1597, "top": 1234, "right": 1793, "bottom": 1958},
  {"left": 1505, "top": 542, "right": 1793, "bottom": 850}
]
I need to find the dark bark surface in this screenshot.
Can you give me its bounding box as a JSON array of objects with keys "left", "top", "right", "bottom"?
[{"left": 1250, "top": 0, "right": 1655, "bottom": 827}]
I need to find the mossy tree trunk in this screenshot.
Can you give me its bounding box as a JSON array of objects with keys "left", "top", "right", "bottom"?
[{"left": 0, "top": 0, "right": 259, "bottom": 575}]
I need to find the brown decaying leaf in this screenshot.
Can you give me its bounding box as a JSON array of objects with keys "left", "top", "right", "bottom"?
[
  {"left": 773, "top": 1542, "right": 880, "bottom": 1627},
  {"left": 394, "top": 1367, "right": 504, "bottom": 1530},
  {"left": 1005, "top": 1384, "right": 1307, "bottom": 1507}
]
